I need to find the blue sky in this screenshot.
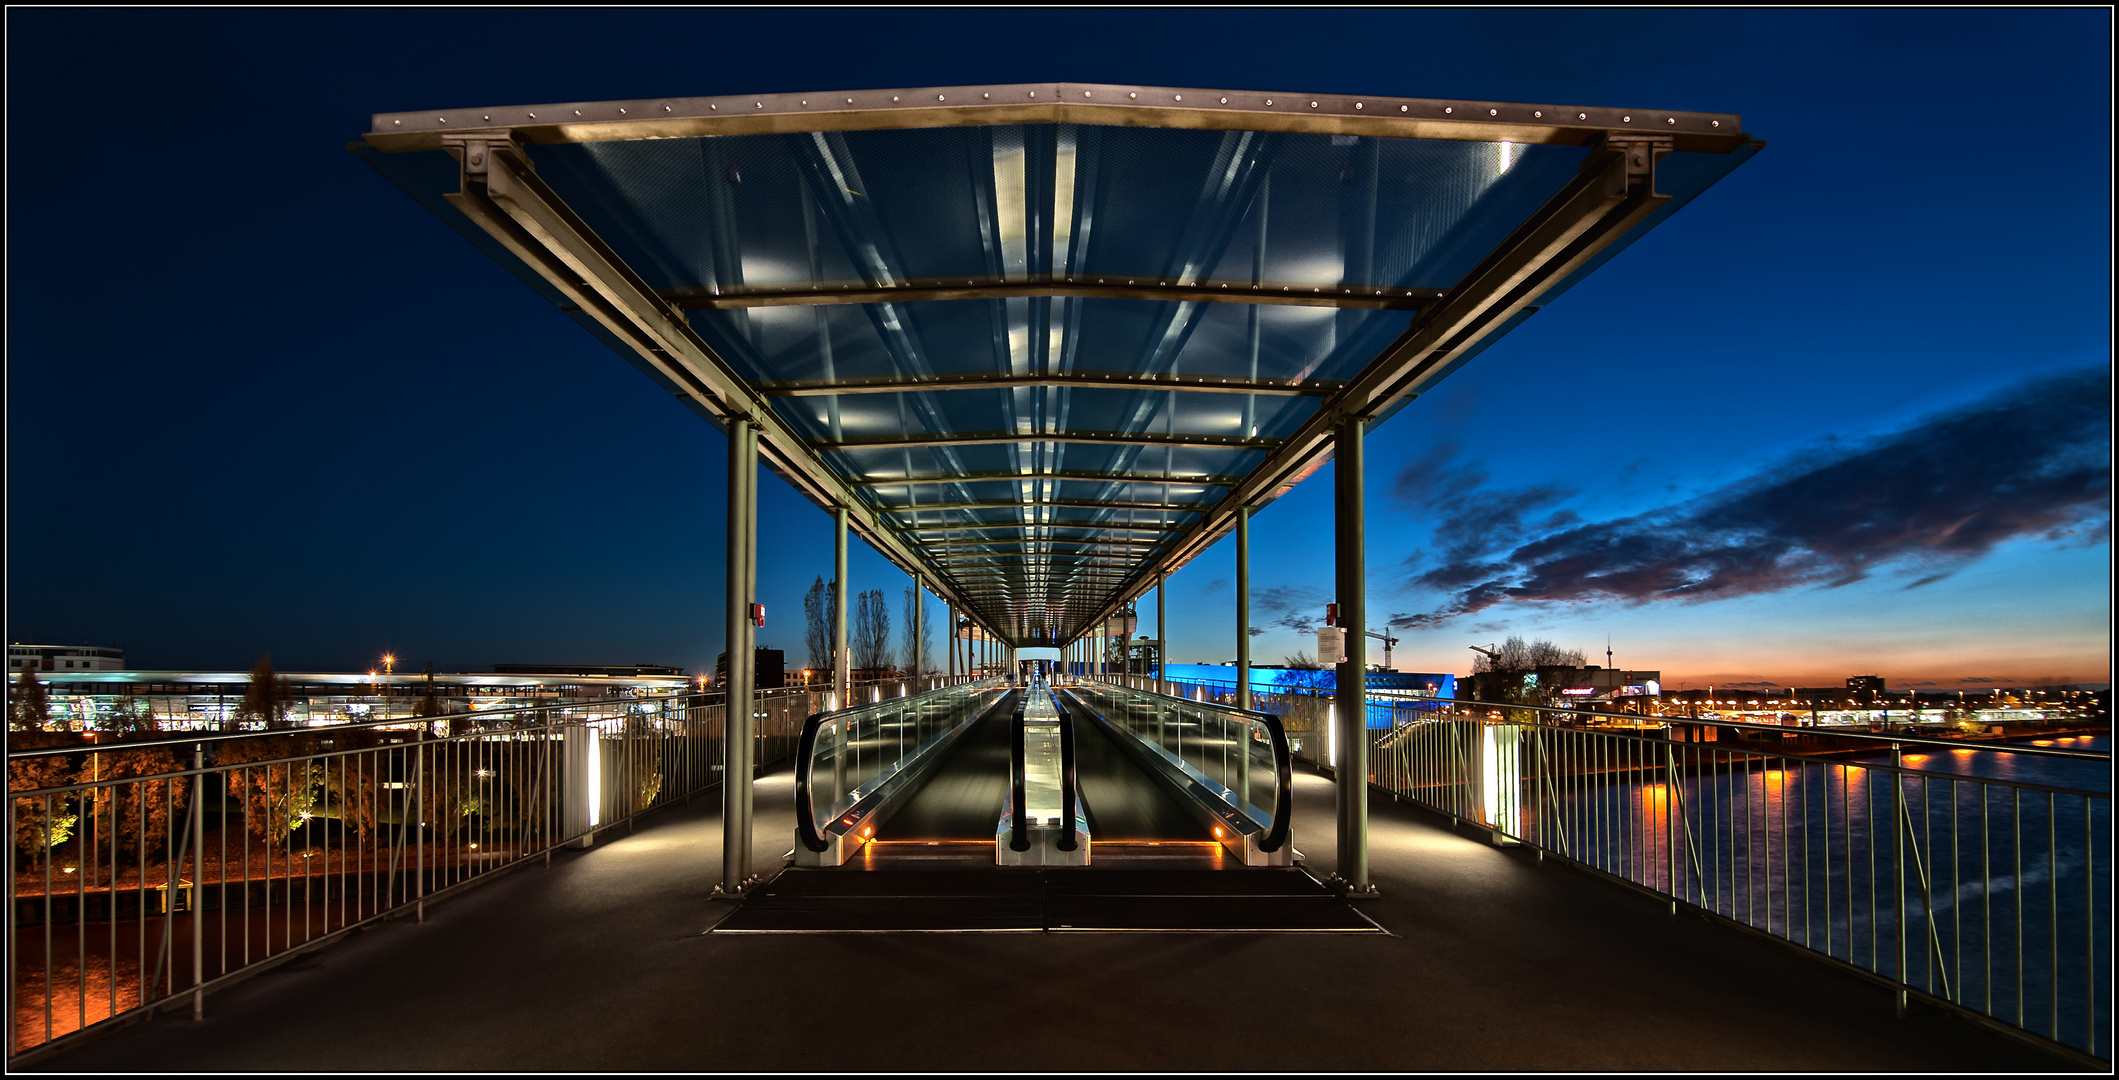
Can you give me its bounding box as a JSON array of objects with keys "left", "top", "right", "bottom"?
[{"left": 6, "top": 9, "right": 2109, "bottom": 688}]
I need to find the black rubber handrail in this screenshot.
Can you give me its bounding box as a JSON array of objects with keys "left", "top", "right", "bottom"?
[
  {"left": 1057, "top": 691, "right": 1079, "bottom": 852},
  {"left": 792, "top": 707, "right": 833, "bottom": 853},
  {"left": 1009, "top": 701, "right": 1030, "bottom": 852},
  {"left": 1255, "top": 710, "right": 1294, "bottom": 853}
]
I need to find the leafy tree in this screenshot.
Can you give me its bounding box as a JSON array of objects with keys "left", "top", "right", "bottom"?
[
  {"left": 215, "top": 734, "right": 326, "bottom": 843},
  {"left": 10, "top": 733, "right": 80, "bottom": 872},
  {"left": 104, "top": 697, "right": 158, "bottom": 735},
  {"left": 235, "top": 654, "right": 297, "bottom": 728},
  {"left": 9, "top": 667, "right": 49, "bottom": 732},
  {"left": 76, "top": 744, "right": 189, "bottom": 858}
]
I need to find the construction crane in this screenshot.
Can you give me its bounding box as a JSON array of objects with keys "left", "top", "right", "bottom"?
[{"left": 1364, "top": 628, "right": 1400, "bottom": 671}]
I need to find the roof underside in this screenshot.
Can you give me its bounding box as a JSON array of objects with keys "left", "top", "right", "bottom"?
[{"left": 358, "top": 83, "right": 1760, "bottom": 647}]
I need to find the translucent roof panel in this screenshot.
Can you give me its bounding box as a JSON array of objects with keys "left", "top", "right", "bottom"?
[{"left": 360, "top": 84, "right": 1758, "bottom": 641}]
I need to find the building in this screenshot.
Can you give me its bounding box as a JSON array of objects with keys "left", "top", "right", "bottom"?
[
  {"left": 16, "top": 667, "right": 690, "bottom": 732},
  {"left": 9, "top": 643, "right": 125, "bottom": 673},
  {"left": 1469, "top": 665, "right": 1662, "bottom": 707},
  {"left": 492, "top": 662, "right": 684, "bottom": 678},
  {"left": 716, "top": 648, "right": 785, "bottom": 690},
  {"left": 1847, "top": 674, "right": 1887, "bottom": 705}
]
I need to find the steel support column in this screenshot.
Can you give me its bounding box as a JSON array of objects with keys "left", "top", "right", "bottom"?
[
  {"left": 721, "top": 420, "right": 757, "bottom": 896},
  {"left": 1333, "top": 417, "right": 1372, "bottom": 893},
  {"left": 1156, "top": 572, "right": 1167, "bottom": 696},
  {"left": 833, "top": 507, "right": 850, "bottom": 711},
  {"left": 1236, "top": 505, "right": 1252, "bottom": 712}
]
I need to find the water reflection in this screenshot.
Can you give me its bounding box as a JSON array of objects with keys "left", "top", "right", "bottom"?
[{"left": 1461, "top": 725, "right": 2112, "bottom": 1055}]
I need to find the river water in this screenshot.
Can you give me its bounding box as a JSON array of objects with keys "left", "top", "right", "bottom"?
[{"left": 1391, "top": 723, "right": 2114, "bottom": 1057}]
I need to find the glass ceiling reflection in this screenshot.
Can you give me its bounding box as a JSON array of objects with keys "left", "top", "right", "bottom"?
[{"left": 359, "top": 95, "right": 1757, "bottom": 639}]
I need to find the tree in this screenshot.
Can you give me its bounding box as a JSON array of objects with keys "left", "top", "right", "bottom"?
[
  {"left": 104, "top": 697, "right": 157, "bottom": 735},
  {"left": 9, "top": 667, "right": 49, "bottom": 732},
  {"left": 803, "top": 576, "right": 837, "bottom": 672},
  {"left": 235, "top": 654, "right": 296, "bottom": 728},
  {"left": 10, "top": 732, "right": 79, "bottom": 873},
  {"left": 1275, "top": 652, "right": 1333, "bottom": 693},
  {"left": 1471, "top": 635, "right": 1586, "bottom": 674},
  {"left": 1468, "top": 635, "right": 1586, "bottom": 720},
  {"left": 899, "top": 585, "right": 933, "bottom": 675},
  {"left": 852, "top": 588, "right": 891, "bottom": 673}
]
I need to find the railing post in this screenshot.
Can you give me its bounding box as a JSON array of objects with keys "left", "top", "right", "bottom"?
[
  {"left": 1893, "top": 741, "right": 1908, "bottom": 1017},
  {"left": 191, "top": 744, "right": 205, "bottom": 1021},
  {"left": 1236, "top": 505, "right": 1252, "bottom": 712}
]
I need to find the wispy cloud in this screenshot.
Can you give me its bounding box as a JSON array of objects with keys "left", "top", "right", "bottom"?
[
  {"left": 1254, "top": 584, "right": 1327, "bottom": 634},
  {"left": 1391, "top": 368, "right": 2111, "bottom": 629}
]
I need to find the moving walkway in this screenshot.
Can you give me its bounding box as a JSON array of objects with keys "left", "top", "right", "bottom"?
[{"left": 793, "top": 675, "right": 1292, "bottom": 868}]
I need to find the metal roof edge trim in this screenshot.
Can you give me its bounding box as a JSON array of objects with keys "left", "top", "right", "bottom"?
[{"left": 366, "top": 82, "right": 1747, "bottom": 154}]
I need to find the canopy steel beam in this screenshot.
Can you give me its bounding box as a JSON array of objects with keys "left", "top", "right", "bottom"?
[
  {"left": 672, "top": 278, "right": 1432, "bottom": 313},
  {"left": 917, "top": 536, "right": 1163, "bottom": 547},
  {"left": 876, "top": 498, "right": 1198, "bottom": 514},
  {"left": 367, "top": 82, "right": 1745, "bottom": 155},
  {"left": 816, "top": 430, "right": 1279, "bottom": 452},
  {"left": 758, "top": 369, "right": 1338, "bottom": 397},
  {"left": 904, "top": 520, "right": 1187, "bottom": 535},
  {"left": 855, "top": 470, "right": 1244, "bottom": 488},
  {"left": 435, "top": 139, "right": 984, "bottom": 620}
]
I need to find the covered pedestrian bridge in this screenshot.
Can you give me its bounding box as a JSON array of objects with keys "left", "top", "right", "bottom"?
[
  {"left": 18, "top": 80, "right": 2101, "bottom": 1072},
  {"left": 352, "top": 81, "right": 1761, "bottom": 895}
]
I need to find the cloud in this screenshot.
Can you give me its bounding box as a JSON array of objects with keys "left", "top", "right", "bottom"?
[
  {"left": 1721, "top": 681, "right": 1783, "bottom": 690},
  {"left": 1392, "top": 368, "right": 2111, "bottom": 629},
  {"left": 1253, "top": 585, "right": 1327, "bottom": 634},
  {"left": 1202, "top": 578, "right": 1229, "bottom": 592}
]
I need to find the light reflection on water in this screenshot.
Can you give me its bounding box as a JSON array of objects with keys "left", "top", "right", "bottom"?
[{"left": 1391, "top": 724, "right": 2114, "bottom": 1056}]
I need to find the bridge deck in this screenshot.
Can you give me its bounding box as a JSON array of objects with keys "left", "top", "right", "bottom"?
[{"left": 21, "top": 763, "right": 2079, "bottom": 1071}]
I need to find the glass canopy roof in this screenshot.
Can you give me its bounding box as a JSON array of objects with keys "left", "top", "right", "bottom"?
[{"left": 358, "top": 83, "right": 1760, "bottom": 646}]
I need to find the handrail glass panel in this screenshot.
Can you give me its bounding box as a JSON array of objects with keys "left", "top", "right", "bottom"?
[
  {"left": 1065, "top": 680, "right": 1290, "bottom": 851},
  {"left": 796, "top": 679, "right": 1006, "bottom": 849}
]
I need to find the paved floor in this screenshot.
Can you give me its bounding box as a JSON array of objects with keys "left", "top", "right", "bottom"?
[{"left": 27, "top": 762, "right": 2080, "bottom": 1071}]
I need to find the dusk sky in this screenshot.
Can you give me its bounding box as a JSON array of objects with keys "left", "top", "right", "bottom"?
[{"left": 7, "top": 9, "right": 2110, "bottom": 690}]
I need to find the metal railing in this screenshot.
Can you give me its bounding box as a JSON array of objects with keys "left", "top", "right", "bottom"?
[
  {"left": 4, "top": 675, "right": 978, "bottom": 1060},
  {"left": 1133, "top": 671, "right": 2110, "bottom": 1063}
]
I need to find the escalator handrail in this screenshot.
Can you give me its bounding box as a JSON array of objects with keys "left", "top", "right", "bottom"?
[
  {"left": 1256, "top": 708, "right": 1294, "bottom": 854},
  {"left": 1009, "top": 702, "right": 1030, "bottom": 851},
  {"left": 1056, "top": 690, "right": 1079, "bottom": 852}
]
